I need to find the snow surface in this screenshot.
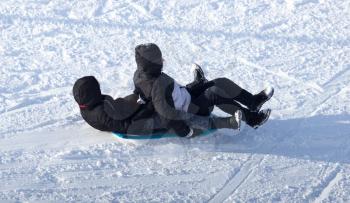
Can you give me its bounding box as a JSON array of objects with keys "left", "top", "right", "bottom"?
[{"left": 0, "top": 0, "right": 349, "bottom": 202}]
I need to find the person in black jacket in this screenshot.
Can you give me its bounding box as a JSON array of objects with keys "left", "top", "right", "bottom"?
[
  {"left": 133, "top": 43, "right": 273, "bottom": 137},
  {"left": 73, "top": 76, "right": 241, "bottom": 137}
]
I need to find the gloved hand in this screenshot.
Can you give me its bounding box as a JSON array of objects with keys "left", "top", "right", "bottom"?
[
  {"left": 185, "top": 128, "right": 204, "bottom": 138},
  {"left": 137, "top": 96, "right": 146, "bottom": 104}
]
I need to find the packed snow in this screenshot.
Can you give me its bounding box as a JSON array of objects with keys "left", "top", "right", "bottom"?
[{"left": 0, "top": 0, "right": 349, "bottom": 202}]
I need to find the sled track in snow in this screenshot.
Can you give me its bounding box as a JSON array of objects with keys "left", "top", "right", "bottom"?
[
  {"left": 307, "top": 68, "right": 350, "bottom": 116},
  {"left": 208, "top": 155, "right": 265, "bottom": 203},
  {"left": 313, "top": 167, "right": 342, "bottom": 203},
  {"left": 236, "top": 57, "right": 324, "bottom": 94},
  {"left": 302, "top": 164, "right": 342, "bottom": 203},
  {"left": 301, "top": 67, "right": 350, "bottom": 116}
]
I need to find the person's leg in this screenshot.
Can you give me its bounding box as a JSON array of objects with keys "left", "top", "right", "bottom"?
[
  {"left": 208, "top": 77, "right": 255, "bottom": 108},
  {"left": 193, "top": 81, "right": 264, "bottom": 128},
  {"left": 187, "top": 79, "right": 251, "bottom": 117},
  {"left": 127, "top": 111, "right": 240, "bottom": 136},
  {"left": 213, "top": 101, "right": 257, "bottom": 126},
  {"left": 187, "top": 93, "right": 214, "bottom": 116},
  {"left": 186, "top": 80, "right": 215, "bottom": 99},
  {"left": 126, "top": 114, "right": 168, "bottom": 135},
  {"left": 186, "top": 113, "right": 241, "bottom": 131},
  {"left": 187, "top": 77, "right": 255, "bottom": 113},
  {"left": 187, "top": 79, "right": 250, "bottom": 114},
  {"left": 208, "top": 77, "right": 274, "bottom": 112},
  {"left": 186, "top": 65, "right": 272, "bottom": 111}
]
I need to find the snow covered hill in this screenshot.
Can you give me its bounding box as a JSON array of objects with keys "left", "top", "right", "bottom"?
[{"left": 0, "top": 0, "right": 349, "bottom": 202}]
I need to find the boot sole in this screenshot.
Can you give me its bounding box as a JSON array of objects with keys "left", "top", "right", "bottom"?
[{"left": 253, "top": 109, "right": 271, "bottom": 129}]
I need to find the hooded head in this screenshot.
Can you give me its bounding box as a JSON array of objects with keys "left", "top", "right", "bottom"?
[
  {"left": 73, "top": 76, "right": 103, "bottom": 110},
  {"left": 135, "top": 43, "right": 163, "bottom": 77}
]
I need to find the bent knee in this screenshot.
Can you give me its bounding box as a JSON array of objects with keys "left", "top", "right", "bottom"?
[{"left": 212, "top": 77, "right": 232, "bottom": 87}]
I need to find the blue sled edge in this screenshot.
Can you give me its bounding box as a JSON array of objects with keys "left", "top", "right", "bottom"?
[{"left": 112, "top": 129, "right": 217, "bottom": 140}]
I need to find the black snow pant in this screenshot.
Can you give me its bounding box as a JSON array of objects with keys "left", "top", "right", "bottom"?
[
  {"left": 126, "top": 112, "right": 225, "bottom": 135},
  {"left": 187, "top": 77, "right": 259, "bottom": 126}
]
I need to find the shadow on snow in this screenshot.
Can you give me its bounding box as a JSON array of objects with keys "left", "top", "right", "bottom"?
[{"left": 141, "top": 114, "right": 350, "bottom": 165}]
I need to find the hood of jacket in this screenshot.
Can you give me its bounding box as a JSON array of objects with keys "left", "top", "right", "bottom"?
[
  {"left": 73, "top": 76, "right": 103, "bottom": 110},
  {"left": 135, "top": 43, "right": 163, "bottom": 78}
]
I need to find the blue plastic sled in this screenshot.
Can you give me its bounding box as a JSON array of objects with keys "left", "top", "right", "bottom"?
[{"left": 113, "top": 129, "right": 217, "bottom": 140}]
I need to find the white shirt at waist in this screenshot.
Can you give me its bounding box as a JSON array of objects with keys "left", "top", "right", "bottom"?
[{"left": 172, "top": 81, "right": 191, "bottom": 112}]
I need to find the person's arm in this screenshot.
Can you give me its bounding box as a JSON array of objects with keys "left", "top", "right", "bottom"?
[
  {"left": 133, "top": 84, "right": 148, "bottom": 104},
  {"left": 103, "top": 96, "right": 141, "bottom": 120},
  {"left": 123, "top": 93, "right": 139, "bottom": 103}
]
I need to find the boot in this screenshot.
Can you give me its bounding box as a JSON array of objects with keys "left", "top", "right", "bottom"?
[
  {"left": 245, "top": 109, "right": 271, "bottom": 129},
  {"left": 250, "top": 87, "right": 274, "bottom": 112},
  {"left": 210, "top": 110, "right": 242, "bottom": 130},
  {"left": 192, "top": 63, "right": 208, "bottom": 83}
]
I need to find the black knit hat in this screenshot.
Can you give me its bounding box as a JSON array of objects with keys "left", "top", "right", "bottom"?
[
  {"left": 73, "top": 76, "right": 102, "bottom": 110},
  {"left": 135, "top": 43, "right": 163, "bottom": 77}
]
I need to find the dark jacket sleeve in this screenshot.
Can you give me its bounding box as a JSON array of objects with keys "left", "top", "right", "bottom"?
[
  {"left": 133, "top": 86, "right": 141, "bottom": 96},
  {"left": 103, "top": 95, "right": 141, "bottom": 121},
  {"left": 123, "top": 93, "right": 139, "bottom": 103},
  {"left": 151, "top": 75, "right": 192, "bottom": 137}
]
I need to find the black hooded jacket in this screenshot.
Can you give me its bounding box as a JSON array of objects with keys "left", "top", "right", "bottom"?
[
  {"left": 133, "top": 43, "right": 193, "bottom": 137},
  {"left": 73, "top": 76, "right": 154, "bottom": 134}
]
